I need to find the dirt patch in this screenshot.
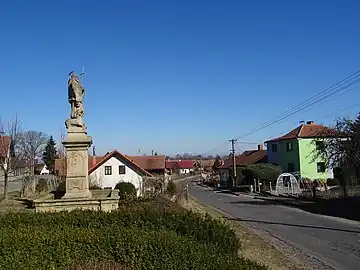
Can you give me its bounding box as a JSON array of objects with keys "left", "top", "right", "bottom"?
[{"left": 182, "top": 196, "right": 305, "bottom": 270}]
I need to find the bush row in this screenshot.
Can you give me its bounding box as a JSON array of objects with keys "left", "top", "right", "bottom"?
[
  {"left": 0, "top": 225, "right": 266, "bottom": 270},
  {"left": 0, "top": 198, "right": 239, "bottom": 253},
  {"left": 0, "top": 198, "right": 267, "bottom": 270}
]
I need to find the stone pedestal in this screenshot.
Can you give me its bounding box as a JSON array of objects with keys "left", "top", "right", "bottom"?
[{"left": 62, "top": 129, "right": 92, "bottom": 199}]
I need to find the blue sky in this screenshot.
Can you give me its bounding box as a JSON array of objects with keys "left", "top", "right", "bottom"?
[{"left": 1, "top": 0, "right": 360, "bottom": 156}]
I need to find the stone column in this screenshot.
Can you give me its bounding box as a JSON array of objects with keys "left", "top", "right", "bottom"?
[{"left": 62, "top": 130, "right": 92, "bottom": 199}]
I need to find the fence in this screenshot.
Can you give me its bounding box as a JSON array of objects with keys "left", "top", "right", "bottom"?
[{"left": 20, "top": 174, "right": 59, "bottom": 197}]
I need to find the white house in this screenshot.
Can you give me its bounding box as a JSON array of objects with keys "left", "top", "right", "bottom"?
[
  {"left": 88, "top": 150, "right": 153, "bottom": 196},
  {"left": 33, "top": 163, "right": 50, "bottom": 175}
]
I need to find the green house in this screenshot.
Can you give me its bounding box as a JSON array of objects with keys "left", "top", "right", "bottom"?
[{"left": 265, "top": 121, "right": 333, "bottom": 180}]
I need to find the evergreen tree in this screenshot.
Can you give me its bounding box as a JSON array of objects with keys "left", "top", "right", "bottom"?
[{"left": 42, "top": 136, "right": 58, "bottom": 173}]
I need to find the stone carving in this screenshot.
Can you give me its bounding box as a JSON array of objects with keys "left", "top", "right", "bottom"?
[
  {"left": 67, "top": 151, "right": 84, "bottom": 176},
  {"left": 65, "top": 72, "right": 86, "bottom": 132},
  {"left": 68, "top": 178, "right": 82, "bottom": 191}
]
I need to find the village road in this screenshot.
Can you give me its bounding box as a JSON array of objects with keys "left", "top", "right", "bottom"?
[{"left": 189, "top": 182, "right": 360, "bottom": 270}]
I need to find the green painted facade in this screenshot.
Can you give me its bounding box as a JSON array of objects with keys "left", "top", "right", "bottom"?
[
  {"left": 298, "top": 138, "right": 329, "bottom": 179},
  {"left": 267, "top": 138, "right": 330, "bottom": 180}
]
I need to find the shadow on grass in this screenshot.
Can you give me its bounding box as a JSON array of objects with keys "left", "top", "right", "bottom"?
[
  {"left": 17, "top": 198, "right": 34, "bottom": 209},
  {"left": 229, "top": 196, "right": 360, "bottom": 222},
  {"left": 224, "top": 217, "right": 360, "bottom": 234}
]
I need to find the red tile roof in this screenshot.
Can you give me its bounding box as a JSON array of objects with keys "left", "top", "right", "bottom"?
[
  {"left": 166, "top": 160, "right": 195, "bottom": 169},
  {"left": 0, "top": 136, "right": 11, "bottom": 158},
  {"left": 265, "top": 122, "right": 337, "bottom": 143},
  {"left": 126, "top": 155, "right": 166, "bottom": 170},
  {"left": 219, "top": 150, "right": 267, "bottom": 169},
  {"left": 88, "top": 150, "right": 153, "bottom": 177}
]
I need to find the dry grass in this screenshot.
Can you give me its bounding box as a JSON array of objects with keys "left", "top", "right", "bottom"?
[
  {"left": 0, "top": 191, "right": 33, "bottom": 213},
  {"left": 182, "top": 196, "right": 304, "bottom": 270}
]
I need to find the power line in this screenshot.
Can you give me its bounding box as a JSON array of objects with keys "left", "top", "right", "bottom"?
[
  {"left": 235, "top": 73, "right": 360, "bottom": 140},
  {"left": 261, "top": 102, "right": 360, "bottom": 143},
  {"left": 236, "top": 141, "right": 259, "bottom": 145},
  {"left": 247, "top": 70, "right": 360, "bottom": 131},
  {"left": 201, "top": 70, "right": 360, "bottom": 156}
]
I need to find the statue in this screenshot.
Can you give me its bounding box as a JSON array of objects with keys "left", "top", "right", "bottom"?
[{"left": 65, "top": 72, "right": 86, "bottom": 132}]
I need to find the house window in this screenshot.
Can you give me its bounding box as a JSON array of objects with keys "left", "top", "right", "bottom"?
[
  {"left": 286, "top": 142, "right": 293, "bottom": 152},
  {"left": 105, "top": 166, "right": 112, "bottom": 175},
  {"left": 316, "top": 141, "right": 324, "bottom": 150},
  {"left": 271, "top": 144, "right": 278, "bottom": 152},
  {"left": 288, "top": 163, "right": 294, "bottom": 172},
  {"left": 119, "top": 165, "right": 126, "bottom": 175},
  {"left": 317, "top": 162, "right": 326, "bottom": 173}
]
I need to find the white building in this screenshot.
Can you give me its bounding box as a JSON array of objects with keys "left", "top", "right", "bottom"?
[
  {"left": 88, "top": 150, "right": 153, "bottom": 196},
  {"left": 40, "top": 165, "right": 50, "bottom": 175}
]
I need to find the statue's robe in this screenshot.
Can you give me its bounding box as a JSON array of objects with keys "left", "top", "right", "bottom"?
[{"left": 68, "top": 77, "right": 84, "bottom": 103}]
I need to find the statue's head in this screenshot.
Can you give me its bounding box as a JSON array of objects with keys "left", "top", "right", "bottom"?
[{"left": 68, "top": 71, "right": 79, "bottom": 80}]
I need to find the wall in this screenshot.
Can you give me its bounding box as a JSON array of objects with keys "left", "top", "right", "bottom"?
[
  {"left": 89, "top": 156, "right": 143, "bottom": 196},
  {"left": 180, "top": 168, "right": 193, "bottom": 174},
  {"left": 266, "top": 139, "right": 300, "bottom": 173},
  {"left": 298, "top": 138, "right": 332, "bottom": 180}
]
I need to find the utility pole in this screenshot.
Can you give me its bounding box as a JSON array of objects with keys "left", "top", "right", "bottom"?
[{"left": 229, "top": 139, "right": 237, "bottom": 188}]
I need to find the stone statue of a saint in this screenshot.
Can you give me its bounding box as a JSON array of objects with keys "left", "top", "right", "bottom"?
[{"left": 65, "top": 72, "right": 86, "bottom": 132}]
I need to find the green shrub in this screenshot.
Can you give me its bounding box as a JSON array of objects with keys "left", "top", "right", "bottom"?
[
  {"left": 0, "top": 198, "right": 267, "bottom": 270},
  {"left": 35, "top": 178, "right": 48, "bottom": 194},
  {"left": 243, "top": 164, "right": 282, "bottom": 184},
  {"left": 166, "top": 180, "right": 177, "bottom": 195},
  {"left": 115, "top": 182, "right": 136, "bottom": 199}
]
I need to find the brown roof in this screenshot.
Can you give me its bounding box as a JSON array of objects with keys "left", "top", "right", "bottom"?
[
  {"left": 219, "top": 150, "right": 267, "bottom": 169},
  {"left": 88, "top": 150, "right": 153, "bottom": 177},
  {"left": 126, "top": 155, "right": 166, "bottom": 170},
  {"left": 265, "top": 122, "right": 337, "bottom": 143},
  {"left": 55, "top": 152, "right": 165, "bottom": 176},
  {"left": 0, "top": 136, "right": 11, "bottom": 157}
]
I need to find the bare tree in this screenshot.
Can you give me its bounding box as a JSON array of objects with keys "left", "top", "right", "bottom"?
[
  {"left": 57, "top": 127, "right": 66, "bottom": 158},
  {"left": 18, "top": 130, "right": 48, "bottom": 179},
  {"left": 312, "top": 116, "right": 358, "bottom": 195},
  {"left": 0, "top": 116, "right": 22, "bottom": 201}
]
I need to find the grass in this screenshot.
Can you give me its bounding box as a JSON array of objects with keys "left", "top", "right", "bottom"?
[
  {"left": 182, "top": 195, "right": 305, "bottom": 270},
  {"left": 0, "top": 191, "right": 33, "bottom": 214}
]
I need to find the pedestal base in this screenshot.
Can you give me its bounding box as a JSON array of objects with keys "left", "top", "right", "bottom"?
[
  {"left": 62, "top": 130, "right": 93, "bottom": 199},
  {"left": 62, "top": 190, "right": 92, "bottom": 199}
]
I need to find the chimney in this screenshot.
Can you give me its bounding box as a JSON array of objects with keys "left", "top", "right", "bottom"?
[
  {"left": 152, "top": 149, "right": 154, "bottom": 155},
  {"left": 92, "top": 146, "right": 96, "bottom": 156},
  {"left": 258, "top": 144, "right": 263, "bottom": 151},
  {"left": 306, "top": 121, "right": 314, "bottom": 125}
]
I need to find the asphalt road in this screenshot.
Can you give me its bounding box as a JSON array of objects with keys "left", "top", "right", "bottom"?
[
  {"left": 189, "top": 182, "right": 360, "bottom": 270},
  {"left": 0, "top": 179, "right": 22, "bottom": 194}
]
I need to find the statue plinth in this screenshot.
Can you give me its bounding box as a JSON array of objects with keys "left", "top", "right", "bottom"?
[{"left": 62, "top": 128, "right": 92, "bottom": 199}]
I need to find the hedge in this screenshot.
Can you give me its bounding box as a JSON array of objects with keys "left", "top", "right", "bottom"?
[
  {"left": 0, "top": 197, "right": 267, "bottom": 270},
  {"left": 115, "top": 182, "right": 136, "bottom": 199}
]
